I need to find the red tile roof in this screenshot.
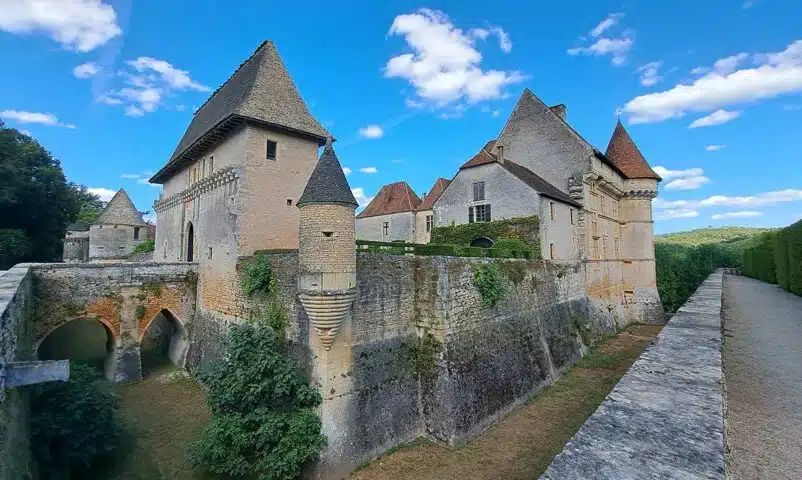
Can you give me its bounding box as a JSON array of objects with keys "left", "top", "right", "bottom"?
[
  {"left": 356, "top": 182, "right": 421, "bottom": 219},
  {"left": 459, "top": 140, "right": 497, "bottom": 169},
  {"left": 417, "top": 177, "right": 451, "bottom": 211},
  {"left": 605, "top": 121, "right": 661, "bottom": 180}
]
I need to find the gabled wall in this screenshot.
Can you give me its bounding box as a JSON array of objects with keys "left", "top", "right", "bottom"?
[{"left": 356, "top": 212, "right": 417, "bottom": 243}]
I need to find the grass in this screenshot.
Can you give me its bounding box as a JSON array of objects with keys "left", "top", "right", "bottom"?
[{"left": 350, "top": 324, "right": 662, "bottom": 480}]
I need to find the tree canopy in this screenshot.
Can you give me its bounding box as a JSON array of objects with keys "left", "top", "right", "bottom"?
[{"left": 0, "top": 121, "right": 102, "bottom": 268}]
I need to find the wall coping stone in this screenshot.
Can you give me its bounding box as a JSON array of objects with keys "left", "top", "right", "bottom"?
[
  {"left": 0, "top": 265, "right": 31, "bottom": 315},
  {"left": 27, "top": 262, "right": 197, "bottom": 270},
  {"left": 542, "top": 270, "right": 725, "bottom": 479}
]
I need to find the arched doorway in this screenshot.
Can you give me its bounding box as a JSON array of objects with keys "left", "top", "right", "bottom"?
[
  {"left": 470, "top": 237, "right": 495, "bottom": 248},
  {"left": 140, "top": 309, "right": 188, "bottom": 377},
  {"left": 186, "top": 222, "right": 194, "bottom": 262},
  {"left": 37, "top": 318, "right": 116, "bottom": 377}
]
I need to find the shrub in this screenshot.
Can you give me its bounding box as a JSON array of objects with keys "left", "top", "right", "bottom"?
[
  {"left": 29, "top": 363, "right": 124, "bottom": 479},
  {"left": 415, "top": 244, "right": 457, "bottom": 256},
  {"left": 472, "top": 264, "right": 507, "bottom": 306},
  {"left": 785, "top": 220, "right": 802, "bottom": 296},
  {"left": 774, "top": 229, "right": 790, "bottom": 290},
  {"left": 0, "top": 228, "right": 32, "bottom": 269},
  {"left": 240, "top": 253, "right": 274, "bottom": 297},
  {"left": 188, "top": 324, "right": 326, "bottom": 479},
  {"left": 131, "top": 238, "right": 155, "bottom": 255},
  {"left": 655, "top": 242, "right": 739, "bottom": 312},
  {"left": 430, "top": 216, "right": 540, "bottom": 248},
  {"left": 742, "top": 232, "right": 777, "bottom": 284}
]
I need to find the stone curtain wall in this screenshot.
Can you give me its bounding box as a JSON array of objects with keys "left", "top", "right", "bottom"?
[
  {"left": 191, "top": 251, "right": 618, "bottom": 478},
  {"left": 543, "top": 270, "right": 726, "bottom": 479},
  {"left": 0, "top": 266, "right": 34, "bottom": 478}
]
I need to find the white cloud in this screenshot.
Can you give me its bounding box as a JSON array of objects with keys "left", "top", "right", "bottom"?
[
  {"left": 120, "top": 173, "right": 140, "bottom": 179},
  {"left": 359, "top": 167, "right": 378, "bottom": 174},
  {"left": 19, "top": 129, "right": 31, "bottom": 136},
  {"left": 705, "top": 144, "right": 726, "bottom": 151},
  {"left": 0, "top": 110, "right": 75, "bottom": 128},
  {"left": 97, "top": 94, "right": 123, "bottom": 105},
  {"left": 656, "top": 209, "right": 699, "bottom": 220},
  {"left": 783, "top": 104, "right": 802, "bottom": 111},
  {"left": 351, "top": 187, "right": 374, "bottom": 209},
  {"left": 385, "top": 9, "right": 526, "bottom": 106},
  {"left": 87, "top": 187, "right": 116, "bottom": 202},
  {"left": 654, "top": 189, "right": 802, "bottom": 211},
  {"left": 489, "top": 27, "right": 512, "bottom": 53},
  {"left": 125, "top": 105, "right": 144, "bottom": 117},
  {"left": 126, "top": 57, "right": 209, "bottom": 92},
  {"left": 690, "top": 66, "right": 709, "bottom": 76},
  {"left": 0, "top": 0, "right": 121, "bottom": 52},
  {"left": 342, "top": 167, "right": 352, "bottom": 175},
  {"left": 568, "top": 37, "right": 633, "bottom": 66},
  {"left": 73, "top": 62, "right": 99, "bottom": 79},
  {"left": 712, "top": 211, "right": 762, "bottom": 219},
  {"left": 358, "top": 125, "right": 384, "bottom": 139},
  {"left": 742, "top": 1, "right": 755, "bottom": 9},
  {"left": 591, "top": 13, "right": 623, "bottom": 37},
  {"left": 637, "top": 61, "right": 663, "bottom": 86},
  {"left": 652, "top": 166, "right": 704, "bottom": 180},
  {"left": 623, "top": 39, "right": 802, "bottom": 124},
  {"left": 689, "top": 109, "right": 741, "bottom": 128},
  {"left": 665, "top": 176, "right": 710, "bottom": 190}
]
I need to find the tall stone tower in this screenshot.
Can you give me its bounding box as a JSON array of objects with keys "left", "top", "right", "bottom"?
[{"left": 296, "top": 138, "right": 359, "bottom": 350}]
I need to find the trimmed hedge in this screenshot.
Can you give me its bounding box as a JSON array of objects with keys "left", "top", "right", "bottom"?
[
  {"left": 356, "top": 240, "right": 535, "bottom": 259},
  {"left": 742, "top": 232, "right": 777, "bottom": 284},
  {"left": 774, "top": 229, "right": 790, "bottom": 290},
  {"left": 430, "top": 215, "right": 540, "bottom": 251}
]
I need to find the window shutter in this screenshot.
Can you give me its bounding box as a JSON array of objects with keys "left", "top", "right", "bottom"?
[
  {"left": 468, "top": 206, "right": 474, "bottom": 223},
  {"left": 486, "top": 204, "right": 491, "bottom": 221}
]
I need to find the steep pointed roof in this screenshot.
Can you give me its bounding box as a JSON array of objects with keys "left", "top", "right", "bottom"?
[
  {"left": 151, "top": 41, "right": 329, "bottom": 183},
  {"left": 93, "top": 189, "right": 146, "bottom": 226},
  {"left": 605, "top": 121, "right": 661, "bottom": 180},
  {"left": 297, "top": 138, "right": 358, "bottom": 208},
  {"left": 356, "top": 182, "right": 421, "bottom": 219},
  {"left": 460, "top": 140, "right": 498, "bottom": 169},
  {"left": 417, "top": 177, "right": 451, "bottom": 211}
]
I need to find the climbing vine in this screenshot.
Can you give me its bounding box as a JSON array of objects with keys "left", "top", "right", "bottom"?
[
  {"left": 240, "top": 253, "right": 287, "bottom": 337},
  {"left": 472, "top": 264, "right": 507, "bottom": 307}
]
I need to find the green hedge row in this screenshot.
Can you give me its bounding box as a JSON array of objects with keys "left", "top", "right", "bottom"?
[
  {"left": 655, "top": 242, "right": 740, "bottom": 312},
  {"left": 430, "top": 215, "right": 540, "bottom": 252},
  {"left": 356, "top": 240, "right": 535, "bottom": 259},
  {"left": 744, "top": 221, "right": 802, "bottom": 295}
]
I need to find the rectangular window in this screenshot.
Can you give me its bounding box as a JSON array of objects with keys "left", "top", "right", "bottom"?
[
  {"left": 601, "top": 195, "right": 607, "bottom": 215},
  {"left": 612, "top": 199, "right": 618, "bottom": 217},
  {"left": 208, "top": 247, "right": 213, "bottom": 259},
  {"left": 592, "top": 219, "right": 598, "bottom": 237},
  {"left": 473, "top": 182, "right": 485, "bottom": 201},
  {"left": 549, "top": 243, "right": 555, "bottom": 260},
  {"left": 602, "top": 237, "right": 608, "bottom": 258},
  {"left": 550, "top": 202, "right": 555, "bottom": 221},
  {"left": 133, "top": 227, "right": 140, "bottom": 240},
  {"left": 614, "top": 237, "right": 620, "bottom": 259},
  {"left": 322, "top": 231, "right": 334, "bottom": 238},
  {"left": 209, "top": 156, "right": 214, "bottom": 174},
  {"left": 570, "top": 208, "right": 575, "bottom": 225},
  {"left": 266, "top": 140, "right": 278, "bottom": 161},
  {"left": 426, "top": 215, "right": 433, "bottom": 233},
  {"left": 382, "top": 222, "right": 389, "bottom": 236},
  {"left": 474, "top": 204, "right": 491, "bottom": 222}
]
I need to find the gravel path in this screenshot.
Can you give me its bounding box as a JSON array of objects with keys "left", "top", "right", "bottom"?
[{"left": 723, "top": 275, "right": 802, "bottom": 479}]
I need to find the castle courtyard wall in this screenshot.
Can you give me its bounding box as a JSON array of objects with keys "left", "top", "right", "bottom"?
[{"left": 356, "top": 211, "right": 417, "bottom": 243}]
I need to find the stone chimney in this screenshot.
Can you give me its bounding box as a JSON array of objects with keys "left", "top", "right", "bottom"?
[
  {"left": 496, "top": 144, "right": 504, "bottom": 164},
  {"left": 550, "top": 104, "right": 566, "bottom": 121}
]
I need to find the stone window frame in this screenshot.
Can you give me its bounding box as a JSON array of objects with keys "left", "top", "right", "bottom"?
[
  {"left": 266, "top": 140, "right": 278, "bottom": 161},
  {"left": 382, "top": 221, "right": 389, "bottom": 236},
  {"left": 425, "top": 215, "right": 433, "bottom": 233},
  {"left": 469, "top": 204, "right": 491, "bottom": 223},
  {"left": 134, "top": 227, "right": 140, "bottom": 240},
  {"left": 472, "top": 181, "right": 485, "bottom": 202}
]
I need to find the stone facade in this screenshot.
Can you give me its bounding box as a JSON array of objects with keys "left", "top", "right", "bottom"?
[{"left": 355, "top": 211, "right": 417, "bottom": 243}]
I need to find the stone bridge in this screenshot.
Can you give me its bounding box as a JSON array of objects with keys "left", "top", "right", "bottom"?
[{"left": 30, "top": 262, "right": 197, "bottom": 382}]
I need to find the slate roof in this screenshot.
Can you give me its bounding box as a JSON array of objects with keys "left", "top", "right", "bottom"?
[
  {"left": 93, "top": 189, "right": 147, "bottom": 226},
  {"left": 66, "top": 220, "right": 90, "bottom": 232},
  {"left": 297, "top": 138, "right": 357, "bottom": 208},
  {"left": 356, "top": 182, "right": 421, "bottom": 219},
  {"left": 459, "top": 140, "right": 497, "bottom": 169},
  {"left": 417, "top": 177, "right": 451, "bottom": 211},
  {"left": 605, "top": 120, "right": 662, "bottom": 180},
  {"left": 151, "top": 41, "right": 329, "bottom": 183},
  {"left": 459, "top": 144, "right": 581, "bottom": 208}
]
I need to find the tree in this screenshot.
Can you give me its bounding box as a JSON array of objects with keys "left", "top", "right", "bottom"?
[
  {"left": 188, "top": 323, "right": 326, "bottom": 480},
  {"left": 0, "top": 121, "right": 101, "bottom": 268},
  {"left": 29, "top": 363, "right": 124, "bottom": 479}
]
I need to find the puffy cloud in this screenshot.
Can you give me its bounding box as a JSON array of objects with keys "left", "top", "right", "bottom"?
[
  {"left": 623, "top": 39, "right": 802, "bottom": 124},
  {"left": 653, "top": 166, "right": 709, "bottom": 190},
  {"left": 342, "top": 167, "right": 352, "bottom": 175},
  {"left": 656, "top": 209, "right": 699, "bottom": 220},
  {"left": 358, "top": 125, "right": 384, "bottom": 139},
  {"left": 654, "top": 189, "right": 802, "bottom": 211},
  {"left": 705, "top": 144, "right": 726, "bottom": 151},
  {"left": 0, "top": 110, "right": 75, "bottom": 128},
  {"left": 711, "top": 211, "right": 762, "bottom": 219},
  {"left": 385, "top": 9, "right": 525, "bottom": 106},
  {"left": 351, "top": 187, "right": 374, "bottom": 209},
  {"left": 359, "top": 167, "right": 378, "bottom": 174},
  {"left": 87, "top": 187, "right": 116, "bottom": 202},
  {"left": 652, "top": 166, "right": 704, "bottom": 180},
  {"left": 126, "top": 57, "right": 209, "bottom": 92},
  {"left": 0, "top": 0, "right": 121, "bottom": 52},
  {"left": 637, "top": 61, "right": 662, "bottom": 86},
  {"left": 688, "top": 109, "right": 741, "bottom": 128},
  {"left": 73, "top": 62, "right": 99, "bottom": 78},
  {"left": 124, "top": 105, "right": 144, "bottom": 117},
  {"left": 590, "top": 13, "right": 623, "bottom": 38}
]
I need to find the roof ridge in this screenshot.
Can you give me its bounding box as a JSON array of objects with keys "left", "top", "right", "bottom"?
[{"left": 193, "top": 41, "right": 272, "bottom": 115}]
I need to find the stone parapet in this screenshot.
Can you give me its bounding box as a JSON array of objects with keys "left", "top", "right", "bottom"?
[{"left": 542, "top": 270, "right": 725, "bottom": 479}]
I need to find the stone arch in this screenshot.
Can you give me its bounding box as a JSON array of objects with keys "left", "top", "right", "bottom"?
[
  {"left": 139, "top": 308, "right": 189, "bottom": 369},
  {"left": 35, "top": 315, "right": 120, "bottom": 380},
  {"left": 470, "top": 237, "right": 495, "bottom": 248}
]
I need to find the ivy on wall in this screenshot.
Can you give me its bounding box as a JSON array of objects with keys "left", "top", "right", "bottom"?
[
  {"left": 472, "top": 264, "right": 507, "bottom": 307},
  {"left": 430, "top": 215, "right": 540, "bottom": 253}
]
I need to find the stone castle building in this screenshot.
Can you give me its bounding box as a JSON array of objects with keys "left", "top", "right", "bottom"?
[{"left": 63, "top": 189, "right": 152, "bottom": 262}]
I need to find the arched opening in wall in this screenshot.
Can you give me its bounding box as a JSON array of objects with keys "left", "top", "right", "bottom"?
[
  {"left": 186, "top": 222, "right": 195, "bottom": 262},
  {"left": 140, "top": 309, "right": 188, "bottom": 377},
  {"left": 37, "top": 318, "right": 115, "bottom": 376},
  {"left": 470, "top": 237, "right": 495, "bottom": 248}
]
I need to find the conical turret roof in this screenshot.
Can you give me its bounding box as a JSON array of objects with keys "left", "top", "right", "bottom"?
[
  {"left": 605, "top": 121, "right": 661, "bottom": 180},
  {"left": 297, "top": 138, "right": 358, "bottom": 208},
  {"left": 93, "top": 189, "right": 147, "bottom": 226}
]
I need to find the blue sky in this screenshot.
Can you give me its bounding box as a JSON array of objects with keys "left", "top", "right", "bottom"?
[{"left": 1, "top": 0, "right": 800, "bottom": 233}]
